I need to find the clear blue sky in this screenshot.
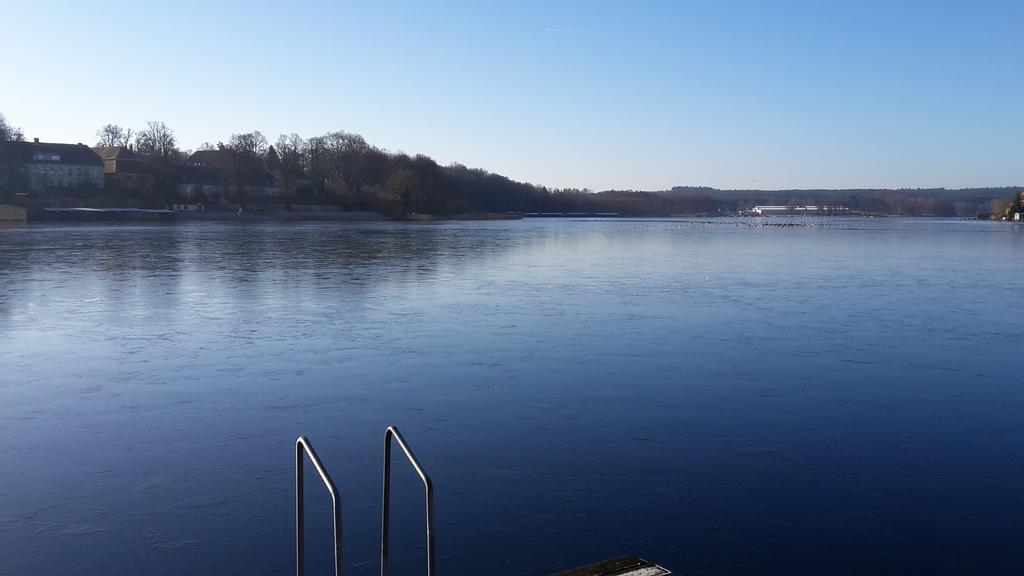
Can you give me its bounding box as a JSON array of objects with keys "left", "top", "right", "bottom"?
[{"left": 1, "top": 0, "right": 1021, "bottom": 190}]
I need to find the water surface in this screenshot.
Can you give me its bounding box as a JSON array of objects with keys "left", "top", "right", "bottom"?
[{"left": 1, "top": 218, "right": 1022, "bottom": 575}]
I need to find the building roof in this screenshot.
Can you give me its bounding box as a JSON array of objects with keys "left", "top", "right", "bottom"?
[
  {"left": 3, "top": 141, "right": 102, "bottom": 165},
  {"left": 92, "top": 145, "right": 151, "bottom": 174},
  {"left": 92, "top": 146, "right": 143, "bottom": 161},
  {"left": 186, "top": 149, "right": 233, "bottom": 169}
]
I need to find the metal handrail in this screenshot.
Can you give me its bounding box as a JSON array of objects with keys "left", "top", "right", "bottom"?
[
  {"left": 296, "top": 436, "right": 343, "bottom": 576},
  {"left": 381, "top": 426, "right": 435, "bottom": 576}
]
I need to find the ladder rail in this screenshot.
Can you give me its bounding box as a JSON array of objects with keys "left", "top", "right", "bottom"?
[
  {"left": 296, "top": 436, "right": 343, "bottom": 576},
  {"left": 381, "top": 425, "right": 435, "bottom": 576}
]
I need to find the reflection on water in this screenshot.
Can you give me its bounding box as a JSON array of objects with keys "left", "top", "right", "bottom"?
[{"left": 1, "top": 219, "right": 1023, "bottom": 575}]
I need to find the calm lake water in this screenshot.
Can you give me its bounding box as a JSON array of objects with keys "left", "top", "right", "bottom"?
[{"left": 1, "top": 218, "right": 1022, "bottom": 575}]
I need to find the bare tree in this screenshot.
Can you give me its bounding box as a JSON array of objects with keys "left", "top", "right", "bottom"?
[
  {"left": 228, "top": 130, "right": 268, "bottom": 160},
  {"left": 274, "top": 133, "right": 305, "bottom": 207},
  {"left": 95, "top": 124, "right": 133, "bottom": 148},
  {"left": 135, "top": 121, "right": 177, "bottom": 157},
  {"left": 0, "top": 112, "right": 24, "bottom": 142},
  {"left": 130, "top": 122, "right": 180, "bottom": 207},
  {"left": 224, "top": 130, "right": 269, "bottom": 209},
  {"left": 314, "top": 131, "right": 390, "bottom": 206},
  {"left": 304, "top": 135, "right": 329, "bottom": 202},
  {"left": 0, "top": 112, "right": 26, "bottom": 197},
  {"left": 324, "top": 131, "right": 368, "bottom": 194}
]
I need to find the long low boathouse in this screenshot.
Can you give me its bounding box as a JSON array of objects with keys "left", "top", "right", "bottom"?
[
  {"left": 521, "top": 212, "right": 623, "bottom": 218},
  {"left": 36, "top": 207, "right": 175, "bottom": 222}
]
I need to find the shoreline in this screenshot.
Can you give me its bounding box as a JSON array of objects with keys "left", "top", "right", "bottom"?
[
  {"left": 7, "top": 207, "right": 1013, "bottom": 224},
  {"left": 18, "top": 208, "right": 532, "bottom": 224}
]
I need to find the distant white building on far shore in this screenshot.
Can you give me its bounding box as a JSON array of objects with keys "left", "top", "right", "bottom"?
[{"left": 749, "top": 205, "right": 850, "bottom": 215}]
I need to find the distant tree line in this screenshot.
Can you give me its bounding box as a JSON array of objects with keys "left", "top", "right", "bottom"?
[
  {"left": 1, "top": 110, "right": 1020, "bottom": 217},
  {"left": 81, "top": 120, "right": 724, "bottom": 216},
  {"left": 0, "top": 111, "right": 724, "bottom": 215},
  {"left": 668, "top": 186, "right": 1024, "bottom": 218}
]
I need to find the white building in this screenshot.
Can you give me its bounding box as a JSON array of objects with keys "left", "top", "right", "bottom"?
[
  {"left": 11, "top": 140, "right": 104, "bottom": 193},
  {"left": 751, "top": 205, "right": 849, "bottom": 215}
]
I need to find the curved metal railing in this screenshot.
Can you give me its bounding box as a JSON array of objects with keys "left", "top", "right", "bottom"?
[
  {"left": 381, "top": 425, "right": 435, "bottom": 576},
  {"left": 296, "top": 436, "right": 343, "bottom": 576}
]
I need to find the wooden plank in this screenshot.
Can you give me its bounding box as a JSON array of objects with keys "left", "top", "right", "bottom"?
[{"left": 551, "top": 555, "right": 673, "bottom": 576}]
